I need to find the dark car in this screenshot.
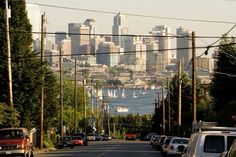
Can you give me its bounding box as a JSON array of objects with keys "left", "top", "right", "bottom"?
[
  {"left": 57, "top": 136, "right": 74, "bottom": 149},
  {"left": 74, "top": 132, "right": 88, "bottom": 146}
]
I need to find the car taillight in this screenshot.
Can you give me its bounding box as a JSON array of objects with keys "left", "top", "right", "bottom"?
[{"left": 170, "top": 145, "right": 174, "bottom": 150}]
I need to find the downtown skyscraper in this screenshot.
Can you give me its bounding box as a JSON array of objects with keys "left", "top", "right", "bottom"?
[{"left": 112, "top": 13, "right": 129, "bottom": 49}]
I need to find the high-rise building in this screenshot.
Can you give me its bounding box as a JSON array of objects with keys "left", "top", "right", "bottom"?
[
  {"left": 61, "top": 38, "right": 71, "bottom": 60},
  {"left": 26, "top": 4, "right": 41, "bottom": 40},
  {"left": 69, "top": 23, "right": 90, "bottom": 58},
  {"left": 112, "top": 13, "right": 129, "bottom": 49},
  {"left": 55, "top": 32, "right": 67, "bottom": 46},
  {"left": 176, "top": 27, "right": 192, "bottom": 72},
  {"left": 97, "top": 42, "right": 120, "bottom": 67},
  {"left": 150, "top": 25, "right": 171, "bottom": 66},
  {"left": 146, "top": 42, "right": 164, "bottom": 74},
  {"left": 90, "top": 36, "right": 105, "bottom": 55},
  {"left": 83, "top": 19, "right": 96, "bottom": 38}
]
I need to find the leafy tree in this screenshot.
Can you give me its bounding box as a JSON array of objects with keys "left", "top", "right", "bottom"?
[
  {"left": 210, "top": 37, "right": 236, "bottom": 126},
  {"left": 0, "top": 0, "right": 59, "bottom": 132}
]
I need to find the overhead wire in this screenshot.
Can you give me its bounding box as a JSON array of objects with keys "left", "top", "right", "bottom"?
[
  {"left": 185, "top": 24, "right": 236, "bottom": 72},
  {"left": 25, "top": 2, "right": 236, "bottom": 24}
]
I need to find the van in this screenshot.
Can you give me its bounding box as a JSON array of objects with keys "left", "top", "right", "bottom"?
[
  {"left": 183, "top": 126, "right": 236, "bottom": 157},
  {"left": 0, "top": 128, "right": 34, "bottom": 157}
]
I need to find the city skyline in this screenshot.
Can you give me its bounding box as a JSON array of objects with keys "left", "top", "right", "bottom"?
[{"left": 25, "top": 0, "right": 236, "bottom": 59}]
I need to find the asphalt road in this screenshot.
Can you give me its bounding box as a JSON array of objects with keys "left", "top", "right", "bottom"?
[{"left": 35, "top": 140, "right": 162, "bottom": 157}]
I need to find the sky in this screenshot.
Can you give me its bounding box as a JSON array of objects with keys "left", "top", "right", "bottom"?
[{"left": 26, "top": 0, "right": 236, "bottom": 55}]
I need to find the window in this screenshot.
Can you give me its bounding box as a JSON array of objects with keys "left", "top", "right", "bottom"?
[
  {"left": 227, "top": 136, "right": 236, "bottom": 150},
  {"left": 204, "top": 135, "right": 224, "bottom": 153}
]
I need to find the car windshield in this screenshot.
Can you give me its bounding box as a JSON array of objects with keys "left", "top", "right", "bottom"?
[{"left": 0, "top": 130, "right": 24, "bottom": 140}]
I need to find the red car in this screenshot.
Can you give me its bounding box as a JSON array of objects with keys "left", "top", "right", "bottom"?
[
  {"left": 125, "top": 133, "right": 137, "bottom": 140},
  {"left": 72, "top": 136, "right": 84, "bottom": 146}
]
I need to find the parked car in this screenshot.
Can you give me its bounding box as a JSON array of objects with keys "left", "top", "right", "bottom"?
[
  {"left": 0, "top": 127, "right": 34, "bottom": 157},
  {"left": 95, "top": 134, "right": 104, "bottom": 141},
  {"left": 125, "top": 133, "right": 136, "bottom": 140},
  {"left": 161, "top": 136, "right": 174, "bottom": 155},
  {"left": 165, "top": 136, "right": 189, "bottom": 156},
  {"left": 153, "top": 135, "right": 167, "bottom": 150},
  {"left": 145, "top": 132, "right": 157, "bottom": 141},
  {"left": 150, "top": 135, "right": 159, "bottom": 146},
  {"left": 57, "top": 136, "right": 74, "bottom": 149},
  {"left": 72, "top": 136, "right": 84, "bottom": 146},
  {"left": 183, "top": 126, "right": 236, "bottom": 157},
  {"left": 220, "top": 139, "right": 236, "bottom": 157},
  {"left": 74, "top": 132, "right": 88, "bottom": 146},
  {"left": 103, "top": 135, "right": 112, "bottom": 141},
  {"left": 87, "top": 133, "right": 96, "bottom": 141}
]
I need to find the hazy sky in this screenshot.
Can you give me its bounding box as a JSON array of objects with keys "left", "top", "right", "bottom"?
[{"left": 26, "top": 0, "right": 236, "bottom": 50}]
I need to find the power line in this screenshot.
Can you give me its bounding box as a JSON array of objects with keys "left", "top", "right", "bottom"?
[
  {"left": 1, "top": 42, "right": 235, "bottom": 61},
  {"left": 7, "top": 30, "right": 236, "bottom": 39},
  {"left": 26, "top": 2, "right": 236, "bottom": 24},
  {"left": 185, "top": 24, "right": 236, "bottom": 71}
]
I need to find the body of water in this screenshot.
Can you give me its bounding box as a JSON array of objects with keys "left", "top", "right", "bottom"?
[{"left": 101, "top": 88, "right": 163, "bottom": 115}]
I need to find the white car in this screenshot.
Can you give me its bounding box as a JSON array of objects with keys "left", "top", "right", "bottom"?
[
  {"left": 183, "top": 126, "right": 236, "bottom": 157},
  {"left": 165, "top": 136, "right": 189, "bottom": 156}
]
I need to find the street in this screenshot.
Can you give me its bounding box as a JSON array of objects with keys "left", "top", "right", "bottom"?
[{"left": 35, "top": 140, "right": 162, "bottom": 157}]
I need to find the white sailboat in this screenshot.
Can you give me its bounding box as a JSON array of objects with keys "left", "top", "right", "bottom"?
[
  {"left": 113, "top": 90, "right": 117, "bottom": 98},
  {"left": 121, "top": 89, "right": 126, "bottom": 98},
  {"left": 133, "top": 91, "right": 137, "bottom": 98}
]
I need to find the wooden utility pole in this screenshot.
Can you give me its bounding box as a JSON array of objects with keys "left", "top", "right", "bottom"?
[
  {"left": 178, "top": 61, "right": 182, "bottom": 136},
  {"left": 5, "top": 0, "right": 13, "bottom": 111},
  {"left": 40, "top": 13, "right": 45, "bottom": 149},
  {"left": 83, "top": 79, "right": 87, "bottom": 133},
  {"left": 167, "top": 78, "right": 171, "bottom": 133},
  {"left": 162, "top": 84, "right": 165, "bottom": 135},
  {"left": 192, "top": 31, "right": 197, "bottom": 129},
  {"left": 59, "top": 47, "right": 64, "bottom": 137},
  {"left": 74, "top": 59, "right": 77, "bottom": 134}
]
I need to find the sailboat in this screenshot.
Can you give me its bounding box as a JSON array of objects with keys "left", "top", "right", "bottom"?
[
  {"left": 133, "top": 91, "right": 137, "bottom": 99},
  {"left": 113, "top": 90, "right": 117, "bottom": 98},
  {"left": 121, "top": 89, "right": 126, "bottom": 98}
]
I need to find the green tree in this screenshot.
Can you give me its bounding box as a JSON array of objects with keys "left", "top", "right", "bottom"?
[
  {"left": 210, "top": 37, "right": 236, "bottom": 126},
  {"left": 0, "top": 0, "right": 59, "bottom": 132}
]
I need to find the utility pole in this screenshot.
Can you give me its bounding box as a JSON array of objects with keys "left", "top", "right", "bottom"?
[
  {"left": 192, "top": 31, "right": 197, "bottom": 130},
  {"left": 74, "top": 59, "right": 77, "bottom": 134},
  {"left": 178, "top": 60, "right": 182, "bottom": 136},
  {"left": 40, "top": 13, "right": 45, "bottom": 149},
  {"left": 96, "top": 86, "right": 99, "bottom": 130},
  {"left": 83, "top": 79, "right": 87, "bottom": 133},
  {"left": 5, "top": 0, "right": 13, "bottom": 112},
  {"left": 162, "top": 84, "right": 165, "bottom": 135},
  {"left": 167, "top": 78, "right": 171, "bottom": 134},
  {"left": 60, "top": 47, "right": 64, "bottom": 137}
]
